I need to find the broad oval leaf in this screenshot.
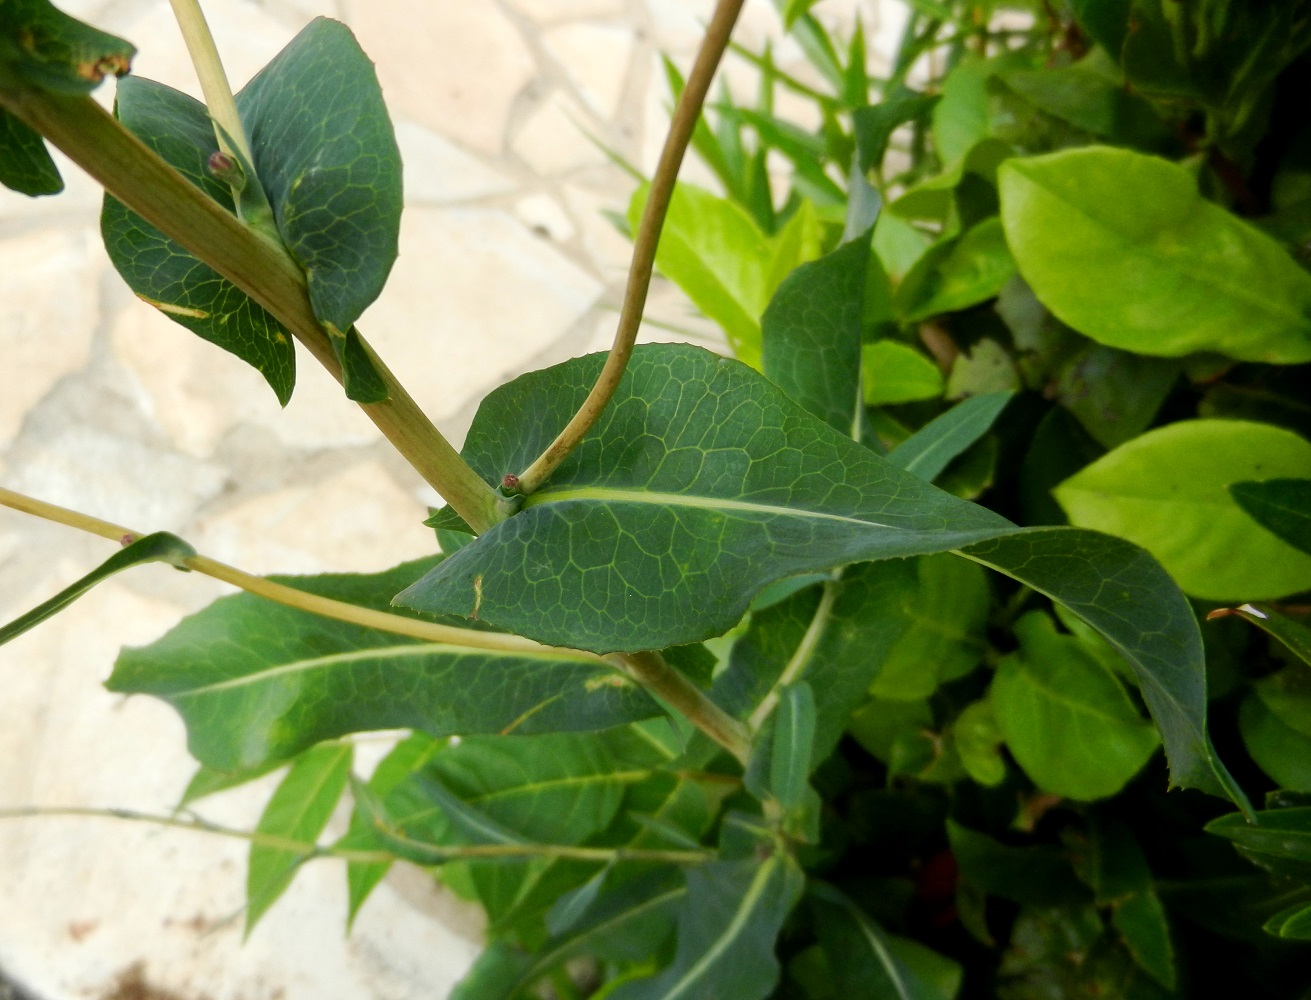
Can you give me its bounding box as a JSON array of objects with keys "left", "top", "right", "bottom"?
[
  {"left": 896, "top": 217, "right": 1017, "bottom": 323},
  {"left": 1054, "top": 419, "right": 1311, "bottom": 600},
  {"left": 107, "top": 558, "right": 657, "bottom": 771},
  {"left": 1001, "top": 147, "right": 1311, "bottom": 363},
  {"left": 236, "top": 17, "right": 402, "bottom": 336},
  {"left": 862, "top": 341, "right": 945, "bottom": 407},
  {"left": 102, "top": 77, "right": 296, "bottom": 404}
]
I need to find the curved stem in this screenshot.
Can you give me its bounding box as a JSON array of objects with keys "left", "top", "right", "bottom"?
[{"left": 515, "top": 0, "right": 747, "bottom": 495}]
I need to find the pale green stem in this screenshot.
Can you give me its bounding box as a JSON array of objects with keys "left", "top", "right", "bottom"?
[
  {"left": 166, "top": 0, "right": 253, "bottom": 163},
  {"left": 747, "top": 576, "right": 840, "bottom": 733},
  {"left": 515, "top": 0, "right": 747, "bottom": 495}
]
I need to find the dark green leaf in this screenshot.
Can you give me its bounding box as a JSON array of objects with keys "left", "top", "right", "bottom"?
[
  {"left": 1239, "top": 695, "right": 1311, "bottom": 792},
  {"left": 1001, "top": 147, "right": 1311, "bottom": 363},
  {"left": 0, "top": 0, "right": 133, "bottom": 95},
  {"left": 896, "top": 217, "right": 1016, "bottom": 322},
  {"left": 246, "top": 741, "right": 352, "bottom": 935},
  {"left": 609, "top": 855, "right": 805, "bottom": 1000},
  {"left": 1209, "top": 603, "right": 1311, "bottom": 670},
  {"left": 853, "top": 93, "right": 939, "bottom": 175},
  {"left": 1207, "top": 807, "right": 1311, "bottom": 865},
  {"left": 770, "top": 682, "right": 817, "bottom": 811},
  {"left": 1052, "top": 345, "right": 1179, "bottom": 449},
  {"left": 0, "top": 532, "right": 194, "bottom": 647},
  {"left": 761, "top": 228, "right": 870, "bottom": 432},
  {"left": 237, "top": 18, "right": 402, "bottom": 339},
  {"left": 886, "top": 391, "right": 1013, "bottom": 481},
  {"left": 1230, "top": 479, "right": 1311, "bottom": 558},
  {"left": 0, "top": 106, "right": 60, "bottom": 195},
  {"left": 948, "top": 822, "right": 1083, "bottom": 907},
  {"left": 449, "top": 942, "right": 533, "bottom": 1000},
  {"left": 102, "top": 78, "right": 296, "bottom": 405},
  {"left": 107, "top": 558, "right": 657, "bottom": 770}
]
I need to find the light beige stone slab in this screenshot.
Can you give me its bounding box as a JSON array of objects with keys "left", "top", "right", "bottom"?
[
  {"left": 357, "top": 206, "right": 603, "bottom": 421},
  {"left": 515, "top": 192, "right": 577, "bottom": 243},
  {"left": 507, "top": 0, "right": 625, "bottom": 21},
  {"left": 397, "top": 121, "right": 518, "bottom": 205},
  {"left": 512, "top": 90, "right": 609, "bottom": 174},
  {"left": 347, "top": 0, "right": 535, "bottom": 155},
  {"left": 563, "top": 182, "right": 634, "bottom": 279},
  {"left": 543, "top": 22, "right": 635, "bottom": 120},
  {"left": 0, "top": 228, "right": 99, "bottom": 451}
]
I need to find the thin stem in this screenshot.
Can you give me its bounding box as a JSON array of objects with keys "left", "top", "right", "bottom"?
[
  {"left": 515, "top": 0, "right": 747, "bottom": 495},
  {"left": 0, "top": 88, "right": 502, "bottom": 533},
  {"left": 747, "top": 576, "right": 839, "bottom": 733},
  {"left": 611, "top": 651, "right": 751, "bottom": 765},
  {"left": 166, "top": 0, "right": 253, "bottom": 164},
  {"left": 0, "top": 487, "right": 573, "bottom": 659},
  {"left": 0, "top": 806, "right": 713, "bottom": 865}
]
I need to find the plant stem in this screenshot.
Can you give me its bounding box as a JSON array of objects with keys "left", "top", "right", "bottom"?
[
  {"left": 0, "top": 87, "right": 503, "bottom": 533},
  {"left": 0, "top": 487, "right": 571, "bottom": 659},
  {"left": 610, "top": 651, "right": 751, "bottom": 764},
  {"left": 747, "top": 576, "right": 840, "bottom": 733},
  {"left": 514, "top": 0, "right": 747, "bottom": 495},
  {"left": 166, "top": 0, "right": 253, "bottom": 163},
  {"left": 0, "top": 806, "right": 713, "bottom": 865}
]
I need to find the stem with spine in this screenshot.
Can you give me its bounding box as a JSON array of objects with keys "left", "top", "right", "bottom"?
[
  {"left": 0, "top": 87, "right": 506, "bottom": 534},
  {"left": 514, "top": 0, "right": 747, "bottom": 495}
]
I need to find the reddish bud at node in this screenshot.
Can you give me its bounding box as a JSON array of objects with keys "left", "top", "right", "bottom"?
[
  {"left": 119, "top": 533, "right": 137, "bottom": 547},
  {"left": 207, "top": 151, "right": 235, "bottom": 174},
  {"left": 501, "top": 474, "right": 521, "bottom": 493}
]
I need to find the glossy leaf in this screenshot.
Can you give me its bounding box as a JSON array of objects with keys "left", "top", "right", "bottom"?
[
  {"left": 245, "top": 741, "right": 352, "bottom": 935},
  {"left": 990, "top": 612, "right": 1159, "bottom": 800},
  {"left": 862, "top": 341, "right": 945, "bottom": 407},
  {"left": 0, "top": 532, "right": 194, "bottom": 647},
  {"left": 761, "top": 229, "right": 869, "bottom": 432},
  {"left": 1001, "top": 147, "right": 1311, "bottom": 363},
  {"left": 896, "top": 217, "right": 1017, "bottom": 322},
  {"left": 0, "top": 107, "right": 60, "bottom": 195},
  {"left": 886, "top": 391, "right": 1013, "bottom": 481},
  {"left": 608, "top": 855, "right": 805, "bottom": 1000},
  {"left": 107, "top": 558, "right": 657, "bottom": 770},
  {"left": 1054, "top": 419, "right": 1311, "bottom": 600},
  {"left": 0, "top": 0, "right": 133, "bottom": 95},
  {"left": 1230, "top": 478, "right": 1311, "bottom": 557},
  {"left": 102, "top": 78, "right": 296, "bottom": 404},
  {"left": 237, "top": 18, "right": 402, "bottom": 339}
]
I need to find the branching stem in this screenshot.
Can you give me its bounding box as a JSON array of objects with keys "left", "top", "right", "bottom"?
[
  {"left": 166, "top": 0, "right": 253, "bottom": 163},
  {"left": 515, "top": 0, "right": 747, "bottom": 495}
]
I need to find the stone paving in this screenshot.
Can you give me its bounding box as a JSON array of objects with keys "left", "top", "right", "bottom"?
[{"left": 0, "top": 1, "right": 897, "bottom": 997}]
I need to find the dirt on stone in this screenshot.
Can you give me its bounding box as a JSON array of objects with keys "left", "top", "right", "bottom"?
[{"left": 98, "top": 963, "right": 211, "bottom": 1000}]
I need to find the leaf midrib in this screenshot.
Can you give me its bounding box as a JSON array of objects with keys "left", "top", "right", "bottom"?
[{"left": 525, "top": 487, "right": 892, "bottom": 530}]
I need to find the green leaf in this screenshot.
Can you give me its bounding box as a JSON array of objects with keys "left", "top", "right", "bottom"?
[
  {"left": 397, "top": 345, "right": 1243, "bottom": 804},
  {"left": 179, "top": 759, "right": 281, "bottom": 809},
  {"left": 952, "top": 700, "right": 1006, "bottom": 787},
  {"left": 1054, "top": 419, "right": 1311, "bottom": 600},
  {"left": 246, "top": 741, "right": 352, "bottom": 935},
  {"left": 1052, "top": 345, "right": 1180, "bottom": 449},
  {"left": 0, "top": 532, "right": 194, "bottom": 647},
  {"left": 769, "top": 682, "right": 817, "bottom": 811},
  {"left": 608, "top": 855, "right": 805, "bottom": 1000},
  {"left": 761, "top": 229, "right": 870, "bottom": 432},
  {"left": 106, "top": 558, "right": 657, "bottom": 770},
  {"left": 853, "top": 92, "right": 939, "bottom": 175},
  {"left": 1239, "top": 695, "right": 1311, "bottom": 793},
  {"left": 237, "top": 18, "right": 402, "bottom": 339},
  {"left": 1210, "top": 603, "right": 1311, "bottom": 670},
  {"left": 886, "top": 391, "right": 1013, "bottom": 481},
  {"left": 0, "top": 0, "right": 133, "bottom": 95},
  {"left": 1265, "top": 902, "right": 1311, "bottom": 940},
  {"left": 102, "top": 77, "right": 296, "bottom": 405},
  {"left": 1000, "top": 147, "right": 1311, "bottom": 363},
  {"left": 932, "top": 58, "right": 999, "bottom": 165},
  {"left": 1207, "top": 807, "right": 1311, "bottom": 864},
  {"left": 948, "top": 821, "right": 1083, "bottom": 907},
  {"left": 782, "top": 0, "right": 821, "bottom": 29},
  {"left": 990, "top": 611, "right": 1159, "bottom": 800},
  {"left": 862, "top": 341, "right": 945, "bottom": 407},
  {"left": 0, "top": 106, "right": 60, "bottom": 195},
  {"left": 896, "top": 217, "right": 1017, "bottom": 322},
  {"left": 1230, "top": 479, "right": 1311, "bottom": 558},
  {"left": 449, "top": 942, "right": 534, "bottom": 1000}
]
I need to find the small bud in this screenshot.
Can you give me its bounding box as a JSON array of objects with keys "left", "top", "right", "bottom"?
[
  {"left": 207, "top": 150, "right": 244, "bottom": 188},
  {"left": 501, "top": 473, "right": 521, "bottom": 495},
  {"left": 119, "top": 533, "right": 137, "bottom": 547}
]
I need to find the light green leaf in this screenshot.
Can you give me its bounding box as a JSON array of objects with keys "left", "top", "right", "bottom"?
[
  {"left": 932, "top": 58, "right": 997, "bottom": 164},
  {"left": 873, "top": 211, "right": 933, "bottom": 282},
  {"left": 1054, "top": 419, "right": 1311, "bottom": 600},
  {"left": 1266, "top": 902, "right": 1311, "bottom": 940},
  {"left": 102, "top": 78, "right": 296, "bottom": 405},
  {"left": 762, "top": 229, "right": 870, "bottom": 431},
  {"left": 862, "top": 341, "right": 945, "bottom": 406},
  {"left": 0, "top": 0, "right": 133, "bottom": 95},
  {"left": 1239, "top": 695, "right": 1311, "bottom": 792},
  {"left": 1000, "top": 147, "right": 1311, "bottom": 363},
  {"left": 0, "top": 106, "right": 60, "bottom": 195},
  {"left": 246, "top": 741, "right": 352, "bottom": 936},
  {"left": 886, "top": 391, "right": 1013, "bottom": 481},
  {"left": 896, "top": 217, "right": 1016, "bottom": 322},
  {"left": 179, "top": 759, "right": 281, "bottom": 809},
  {"left": 237, "top": 18, "right": 402, "bottom": 339},
  {"left": 953, "top": 700, "right": 1006, "bottom": 788},
  {"left": 608, "top": 855, "right": 804, "bottom": 1000},
  {"left": 1230, "top": 478, "right": 1311, "bottom": 558},
  {"left": 944, "top": 339, "right": 1020, "bottom": 398},
  {"left": 0, "top": 532, "right": 194, "bottom": 647},
  {"left": 107, "top": 558, "right": 657, "bottom": 770},
  {"left": 990, "top": 611, "right": 1159, "bottom": 801}
]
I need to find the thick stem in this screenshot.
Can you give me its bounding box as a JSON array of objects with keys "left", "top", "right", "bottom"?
[
  {"left": 611, "top": 651, "right": 751, "bottom": 764},
  {"left": 0, "top": 87, "right": 502, "bottom": 533},
  {"left": 515, "top": 0, "right": 747, "bottom": 495}
]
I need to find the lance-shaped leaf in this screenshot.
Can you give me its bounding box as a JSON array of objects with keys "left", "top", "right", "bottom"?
[
  {"left": 1208, "top": 604, "right": 1311, "bottom": 670},
  {"left": 0, "top": 532, "right": 194, "bottom": 647},
  {"left": 106, "top": 558, "right": 657, "bottom": 771},
  {"left": 886, "top": 391, "right": 1013, "bottom": 481},
  {"left": 237, "top": 16, "right": 402, "bottom": 395},
  {"left": 245, "top": 741, "right": 352, "bottom": 936},
  {"left": 102, "top": 78, "right": 296, "bottom": 404},
  {"left": 396, "top": 345, "right": 1244, "bottom": 805},
  {"left": 608, "top": 854, "right": 805, "bottom": 1000},
  {"left": 0, "top": 0, "right": 133, "bottom": 95},
  {"left": 0, "top": 106, "right": 61, "bottom": 195}
]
